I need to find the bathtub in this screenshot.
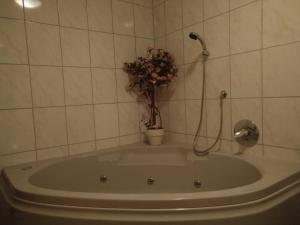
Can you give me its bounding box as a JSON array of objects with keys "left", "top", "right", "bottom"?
[{"left": 0, "top": 144, "right": 300, "bottom": 225}]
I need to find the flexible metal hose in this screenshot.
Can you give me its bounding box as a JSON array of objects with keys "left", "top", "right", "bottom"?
[{"left": 192, "top": 59, "right": 227, "bottom": 156}]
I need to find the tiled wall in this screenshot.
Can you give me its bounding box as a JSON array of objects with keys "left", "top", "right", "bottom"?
[
  {"left": 0, "top": 0, "right": 154, "bottom": 167},
  {"left": 154, "top": 0, "right": 300, "bottom": 160},
  {"left": 1, "top": 0, "right": 299, "bottom": 167}
]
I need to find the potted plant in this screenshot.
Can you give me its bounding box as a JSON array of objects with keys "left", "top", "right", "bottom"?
[{"left": 124, "top": 48, "right": 178, "bottom": 145}]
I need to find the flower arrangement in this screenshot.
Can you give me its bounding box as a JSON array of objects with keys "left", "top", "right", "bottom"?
[{"left": 124, "top": 48, "right": 178, "bottom": 129}]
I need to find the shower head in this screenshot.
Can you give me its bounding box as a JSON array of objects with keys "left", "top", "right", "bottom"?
[
  {"left": 189, "top": 32, "right": 209, "bottom": 55},
  {"left": 189, "top": 32, "right": 199, "bottom": 40}
]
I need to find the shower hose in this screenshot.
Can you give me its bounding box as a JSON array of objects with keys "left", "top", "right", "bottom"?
[{"left": 192, "top": 60, "right": 227, "bottom": 156}]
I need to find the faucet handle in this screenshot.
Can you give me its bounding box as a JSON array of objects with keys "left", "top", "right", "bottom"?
[
  {"left": 234, "top": 129, "right": 249, "bottom": 138},
  {"left": 233, "top": 120, "right": 259, "bottom": 147}
]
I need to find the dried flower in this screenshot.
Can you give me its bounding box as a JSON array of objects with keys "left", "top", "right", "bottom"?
[{"left": 123, "top": 48, "right": 178, "bottom": 129}]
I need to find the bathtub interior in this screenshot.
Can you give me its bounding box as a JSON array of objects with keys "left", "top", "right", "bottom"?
[{"left": 28, "top": 146, "right": 262, "bottom": 193}]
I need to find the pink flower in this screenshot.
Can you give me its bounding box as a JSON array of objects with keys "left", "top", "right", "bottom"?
[{"left": 151, "top": 73, "right": 158, "bottom": 78}]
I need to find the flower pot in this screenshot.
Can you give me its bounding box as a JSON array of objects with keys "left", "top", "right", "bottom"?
[{"left": 145, "top": 128, "right": 165, "bottom": 146}]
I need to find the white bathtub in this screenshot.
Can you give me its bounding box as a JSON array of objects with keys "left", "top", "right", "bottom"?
[{"left": 0, "top": 144, "right": 300, "bottom": 225}]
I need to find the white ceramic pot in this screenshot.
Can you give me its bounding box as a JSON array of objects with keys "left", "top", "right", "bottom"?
[{"left": 145, "top": 128, "right": 165, "bottom": 146}]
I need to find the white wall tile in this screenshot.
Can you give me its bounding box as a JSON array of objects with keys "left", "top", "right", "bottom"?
[
  {"left": 204, "top": 0, "right": 229, "bottom": 19},
  {"left": 166, "top": 0, "right": 182, "bottom": 33},
  {"left": 230, "top": 1, "right": 261, "bottom": 54},
  {"left": 168, "top": 101, "right": 186, "bottom": 133},
  {"left": 69, "top": 141, "right": 96, "bottom": 155},
  {"left": 92, "top": 68, "right": 117, "bottom": 104},
  {"left": 87, "top": 0, "right": 113, "bottom": 32},
  {"left": 60, "top": 27, "right": 90, "bottom": 67},
  {"left": 264, "top": 145, "right": 300, "bottom": 162},
  {"left": 135, "top": 38, "right": 154, "bottom": 57},
  {"left": 63, "top": 67, "right": 93, "bottom": 105},
  {"left": 205, "top": 57, "right": 230, "bottom": 99},
  {"left": 116, "top": 69, "right": 137, "bottom": 102},
  {"left": 34, "top": 107, "right": 68, "bottom": 148},
  {"left": 263, "top": 98, "right": 300, "bottom": 149},
  {"left": 166, "top": 30, "right": 183, "bottom": 65},
  {"left": 154, "top": 36, "right": 166, "bottom": 49},
  {"left": 0, "top": 65, "right": 32, "bottom": 109},
  {"left": 120, "top": 133, "right": 140, "bottom": 145},
  {"left": 26, "top": 22, "right": 61, "bottom": 66},
  {"left": 186, "top": 100, "right": 206, "bottom": 136},
  {"left": 37, "top": 146, "right": 68, "bottom": 160},
  {"left": 165, "top": 132, "right": 186, "bottom": 144},
  {"left": 154, "top": 3, "right": 165, "bottom": 38},
  {"left": 182, "top": 0, "right": 203, "bottom": 27},
  {"left": 66, "top": 105, "right": 95, "bottom": 144},
  {"left": 153, "top": 0, "right": 164, "bottom": 7},
  {"left": 230, "top": 0, "right": 256, "bottom": 10},
  {"left": 232, "top": 142, "right": 264, "bottom": 157},
  {"left": 158, "top": 101, "right": 169, "bottom": 130},
  {"left": 206, "top": 99, "right": 231, "bottom": 139},
  {"left": 96, "top": 137, "right": 119, "bottom": 151},
  {"left": 25, "top": 0, "right": 59, "bottom": 25},
  {"left": 0, "top": 0, "right": 24, "bottom": 19},
  {"left": 89, "top": 31, "right": 115, "bottom": 68},
  {"left": 134, "top": 5, "right": 153, "bottom": 38},
  {"left": 0, "top": 19, "right": 27, "bottom": 64},
  {"left": 204, "top": 14, "right": 229, "bottom": 58},
  {"left": 112, "top": 0, "right": 134, "bottom": 35},
  {"left": 263, "top": 0, "right": 300, "bottom": 47},
  {"left": 231, "top": 51, "right": 261, "bottom": 98},
  {"left": 0, "top": 151, "right": 35, "bottom": 168},
  {"left": 58, "top": 0, "right": 87, "bottom": 29},
  {"left": 207, "top": 138, "right": 232, "bottom": 154},
  {"left": 134, "top": 0, "right": 152, "bottom": 7},
  {"left": 0, "top": 109, "right": 35, "bottom": 154},
  {"left": 263, "top": 43, "right": 300, "bottom": 97},
  {"left": 95, "top": 104, "right": 119, "bottom": 139},
  {"left": 114, "top": 34, "right": 136, "bottom": 68},
  {"left": 31, "top": 66, "right": 65, "bottom": 107},
  {"left": 163, "top": 66, "right": 185, "bottom": 100},
  {"left": 184, "top": 61, "right": 204, "bottom": 99},
  {"left": 118, "top": 102, "right": 139, "bottom": 135}
]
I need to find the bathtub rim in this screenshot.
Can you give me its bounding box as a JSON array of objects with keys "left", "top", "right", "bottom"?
[
  {"left": 1, "top": 144, "right": 300, "bottom": 211},
  {"left": 1, "top": 169, "right": 300, "bottom": 223}
]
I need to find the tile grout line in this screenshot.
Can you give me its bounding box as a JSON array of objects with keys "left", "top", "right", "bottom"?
[
  {"left": 2, "top": 138, "right": 298, "bottom": 158},
  {"left": 160, "top": 0, "right": 260, "bottom": 38},
  {"left": 2, "top": 96, "right": 300, "bottom": 112},
  {"left": 111, "top": 0, "right": 122, "bottom": 147},
  {"left": 1, "top": 0, "right": 299, "bottom": 161},
  {"left": 260, "top": 0, "right": 264, "bottom": 154},
  {"left": 21, "top": 0, "right": 38, "bottom": 160},
  {"left": 228, "top": 0, "right": 233, "bottom": 151},
  {"left": 1, "top": 40, "right": 299, "bottom": 68},
  {"left": 0, "top": 132, "right": 142, "bottom": 158},
  {"left": 0, "top": 16, "right": 154, "bottom": 40},
  {"left": 202, "top": 0, "right": 208, "bottom": 146},
  {"left": 180, "top": 0, "right": 187, "bottom": 144},
  {"left": 132, "top": 1, "right": 142, "bottom": 142},
  {"left": 57, "top": 0, "right": 71, "bottom": 157},
  {"left": 163, "top": 0, "right": 170, "bottom": 138},
  {"left": 118, "top": 0, "right": 152, "bottom": 9},
  {"left": 85, "top": 0, "right": 97, "bottom": 152}
]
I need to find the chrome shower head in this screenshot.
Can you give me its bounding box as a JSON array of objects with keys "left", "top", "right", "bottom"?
[
  {"left": 189, "top": 32, "right": 198, "bottom": 40},
  {"left": 189, "top": 32, "right": 209, "bottom": 56}
]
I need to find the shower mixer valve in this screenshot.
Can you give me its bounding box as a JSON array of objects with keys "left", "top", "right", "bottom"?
[{"left": 234, "top": 119, "right": 259, "bottom": 147}]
